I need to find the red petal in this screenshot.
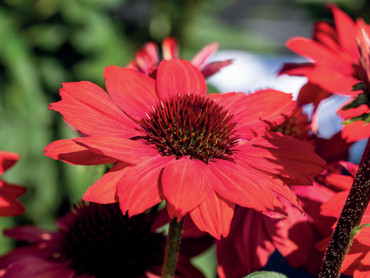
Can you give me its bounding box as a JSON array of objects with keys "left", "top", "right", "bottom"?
[
  {"left": 0, "top": 151, "right": 19, "bottom": 174},
  {"left": 104, "top": 66, "right": 158, "bottom": 121},
  {"left": 117, "top": 155, "right": 172, "bottom": 216},
  {"left": 341, "top": 121, "right": 370, "bottom": 142},
  {"left": 240, "top": 132, "right": 326, "bottom": 185},
  {"left": 44, "top": 139, "right": 116, "bottom": 165},
  {"left": 325, "top": 173, "right": 353, "bottom": 191},
  {"left": 162, "top": 37, "right": 179, "bottom": 60},
  {"left": 83, "top": 162, "right": 131, "bottom": 204},
  {"left": 130, "top": 41, "right": 159, "bottom": 75},
  {"left": 0, "top": 184, "right": 25, "bottom": 216},
  {"left": 156, "top": 59, "right": 207, "bottom": 100},
  {"left": 74, "top": 136, "right": 159, "bottom": 164},
  {"left": 320, "top": 190, "right": 348, "bottom": 218},
  {"left": 297, "top": 83, "right": 332, "bottom": 107},
  {"left": 210, "top": 90, "right": 295, "bottom": 139},
  {"left": 209, "top": 159, "right": 276, "bottom": 212},
  {"left": 327, "top": 4, "right": 358, "bottom": 60},
  {"left": 315, "top": 132, "right": 351, "bottom": 163},
  {"left": 217, "top": 208, "right": 275, "bottom": 277},
  {"left": 190, "top": 191, "right": 235, "bottom": 239},
  {"left": 201, "top": 60, "right": 233, "bottom": 78},
  {"left": 278, "top": 62, "right": 314, "bottom": 76},
  {"left": 265, "top": 202, "right": 317, "bottom": 269},
  {"left": 338, "top": 102, "right": 370, "bottom": 119},
  {"left": 50, "top": 81, "right": 137, "bottom": 137},
  {"left": 0, "top": 181, "right": 26, "bottom": 198},
  {"left": 306, "top": 67, "right": 359, "bottom": 96},
  {"left": 286, "top": 37, "right": 353, "bottom": 72},
  {"left": 313, "top": 21, "right": 340, "bottom": 50},
  {"left": 191, "top": 42, "right": 219, "bottom": 68},
  {"left": 161, "top": 157, "right": 212, "bottom": 219}
]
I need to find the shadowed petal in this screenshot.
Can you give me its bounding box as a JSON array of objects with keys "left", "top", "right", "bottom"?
[
  {"left": 117, "top": 155, "right": 173, "bottom": 216},
  {"left": 210, "top": 159, "right": 276, "bottom": 212},
  {"left": 161, "top": 157, "right": 212, "bottom": 219},
  {"left": 201, "top": 60, "right": 233, "bottom": 78},
  {"left": 44, "top": 139, "right": 116, "bottom": 165},
  {"left": 0, "top": 182, "right": 25, "bottom": 198},
  {"left": 83, "top": 162, "right": 131, "bottom": 204},
  {"left": 0, "top": 188, "right": 25, "bottom": 216},
  {"left": 1, "top": 257, "right": 76, "bottom": 278},
  {"left": 156, "top": 59, "right": 207, "bottom": 100},
  {"left": 190, "top": 191, "right": 234, "bottom": 239},
  {"left": 217, "top": 208, "right": 275, "bottom": 277},
  {"left": 0, "top": 151, "right": 19, "bottom": 174},
  {"left": 74, "top": 136, "right": 159, "bottom": 164},
  {"left": 239, "top": 132, "right": 326, "bottom": 185},
  {"left": 191, "top": 42, "right": 219, "bottom": 68},
  {"left": 104, "top": 66, "right": 158, "bottom": 121}
]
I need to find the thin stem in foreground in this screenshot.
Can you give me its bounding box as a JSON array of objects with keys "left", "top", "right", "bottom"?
[
  {"left": 161, "top": 217, "right": 184, "bottom": 278},
  {"left": 319, "top": 139, "right": 370, "bottom": 278}
]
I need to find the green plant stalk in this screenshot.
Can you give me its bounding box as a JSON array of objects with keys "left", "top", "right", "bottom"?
[
  {"left": 319, "top": 139, "right": 370, "bottom": 278},
  {"left": 161, "top": 217, "right": 184, "bottom": 278}
]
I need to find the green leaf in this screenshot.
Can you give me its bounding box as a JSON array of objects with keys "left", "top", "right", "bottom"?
[
  {"left": 351, "top": 223, "right": 370, "bottom": 238},
  {"left": 341, "top": 113, "right": 370, "bottom": 125},
  {"left": 244, "top": 271, "right": 288, "bottom": 278},
  {"left": 342, "top": 93, "right": 369, "bottom": 110}
]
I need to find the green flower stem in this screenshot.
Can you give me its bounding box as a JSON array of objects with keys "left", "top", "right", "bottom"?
[
  {"left": 319, "top": 139, "right": 370, "bottom": 278},
  {"left": 161, "top": 217, "right": 184, "bottom": 278}
]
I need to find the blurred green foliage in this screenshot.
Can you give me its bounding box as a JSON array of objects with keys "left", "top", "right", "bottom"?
[{"left": 0, "top": 0, "right": 368, "bottom": 276}]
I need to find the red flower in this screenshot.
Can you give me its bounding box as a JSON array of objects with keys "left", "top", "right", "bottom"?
[
  {"left": 280, "top": 4, "right": 367, "bottom": 96},
  {"left": 44, "top": 59, "right": 325, "bottom": 238},
  {"left": 280, "top": 4, "right": 370, "bottom": 142},
  {"left": 0, "top": 202, "right": 205, "bottom": 278},
  {"left": 128, "top": 37, "right": 232, "bottom": 78},
  {"left": 320, "top": 162, "right": 370, "bottom": 278},
  {"left": 0, "top": 151, "right": 26, "bottom": 217}
]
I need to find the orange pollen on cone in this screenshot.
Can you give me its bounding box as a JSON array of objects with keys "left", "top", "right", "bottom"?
[{"left": 137, "top": 94, "right": 239, "bottom": 163}]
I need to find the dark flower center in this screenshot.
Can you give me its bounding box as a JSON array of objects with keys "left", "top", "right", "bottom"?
[
  {"left": 60, "top": 203, "right": 164, "bottom": 278},
  {"left": 270, "top": 109, "right": 312, "bottom": 141},
  {"left": 137, "top": 94, "right": 239, "bottom": 163}
]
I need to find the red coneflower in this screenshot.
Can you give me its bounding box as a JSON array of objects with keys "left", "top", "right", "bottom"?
[
  {"left": 280, "top": 4, "right": 370, "bottom": 142},
  {"left": 44, "top": 58, "right": 325, "bottom": 238}
]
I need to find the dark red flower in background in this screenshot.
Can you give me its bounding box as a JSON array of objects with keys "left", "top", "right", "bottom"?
[
  {"left": 0, "top": 151, "right": 26, "bottom": 217},
  {"left": 128, "top": 37, "right": 232, "bottom": 78},
  {"left": 0, "top": 202, "right": 205, "bottom": 278},
  {"left": 44, "top": 58, "right": 325, "bottom": 239}
]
